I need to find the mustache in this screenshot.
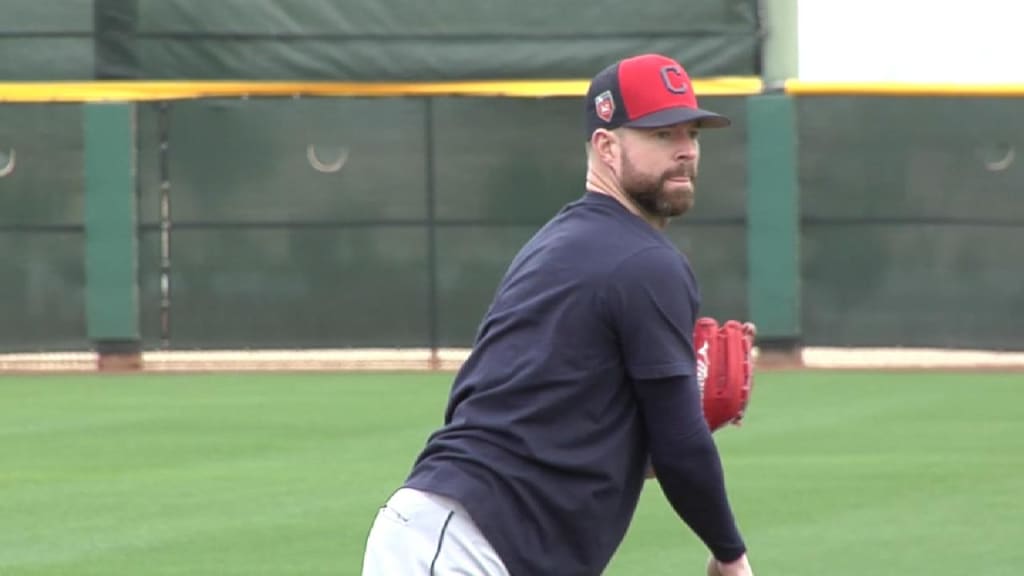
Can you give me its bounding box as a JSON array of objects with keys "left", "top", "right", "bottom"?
[{"left": 663, "top": 164, "right": 696, "bottom": 179}]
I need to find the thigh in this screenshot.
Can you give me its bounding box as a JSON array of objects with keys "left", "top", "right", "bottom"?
[
  {"left": 361, "top": 488, "right": 511, "bottom": 576},
  {"left": 426, "top": 493, "right": 510, "bottom": 576},
  {"left": 361, "top": 489, "right": 447, "bottom": 576}
]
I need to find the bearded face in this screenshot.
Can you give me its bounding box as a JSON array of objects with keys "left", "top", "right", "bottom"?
[{"left": 620, "top": 148, "right": 698, "bottom": 219}]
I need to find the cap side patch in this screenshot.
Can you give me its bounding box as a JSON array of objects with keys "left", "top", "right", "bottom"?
[{"left": 594, "top": 90, "right": 615, "bottom": 122}]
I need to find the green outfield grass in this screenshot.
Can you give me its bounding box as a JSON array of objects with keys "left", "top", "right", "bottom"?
[{"left": 1, "top": 371, "right": 1022, "bottom": 575}]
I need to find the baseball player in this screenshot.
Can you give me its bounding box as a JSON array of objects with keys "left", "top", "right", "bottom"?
[{"left": 361, "top": 53, "right": 755, "bottom": 576}]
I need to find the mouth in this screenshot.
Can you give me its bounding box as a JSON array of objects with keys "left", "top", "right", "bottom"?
[{"left": 665, "top": 167, "right": 694, "bottom": 184}]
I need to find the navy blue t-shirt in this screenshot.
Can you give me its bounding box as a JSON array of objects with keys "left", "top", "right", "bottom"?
[{"left": 405, "top": 192, "right": 743, "bottom": 575}]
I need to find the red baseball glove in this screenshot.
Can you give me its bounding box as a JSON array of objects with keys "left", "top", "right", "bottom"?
[
  {"left": 644, "top": 318, "right": 757, "bottom": 478},
  {"left": 694, "top": 317, "right": 756, "bottom": 432}
]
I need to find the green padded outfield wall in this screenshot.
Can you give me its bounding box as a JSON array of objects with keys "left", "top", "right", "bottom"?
[
  {"left": 0, "top": 105, "right": 87, "bottom": 351},
  {"left": 747, "top": 95, "right": 799, "bottom": 343},
  {"left": 798, "top": 97, "right": 1024, "bottom": 350},
  {"left": 136, "top": 98, "right": 431, "bottom": 349},
  {"left": 84, "top": 103, "right": 139, "bottom": 343},
  {"left": 134, "top": 96, "right": 749, "bottom": 349},
  {"left": 99, "top": 0, "right": 760, "bottom": 80},
  {"left": 433, "top": 96, "right": 749, "bottom": 345}
]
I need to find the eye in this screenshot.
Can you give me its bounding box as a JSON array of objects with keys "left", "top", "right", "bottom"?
[
  {"left": 654, "top": 130, "right": 673, "bottom": 140},
  {"left": 689, "top": 129, "right": 700, "bottom": 140}
]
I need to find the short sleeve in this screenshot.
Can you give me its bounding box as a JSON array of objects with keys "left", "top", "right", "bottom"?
[{"left": 603, "top": 246, "right": 700, "bottom": 380}]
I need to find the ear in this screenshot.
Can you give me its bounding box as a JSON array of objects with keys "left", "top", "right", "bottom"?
[{"left": 591, "top": 129, "right": 620, "bottom": 167}]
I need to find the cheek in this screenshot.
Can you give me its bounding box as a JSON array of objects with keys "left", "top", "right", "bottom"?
[
  {"left": 623, "top": 150, "right": 656, "bottom": 180},
  {"left": 618, "top": 150, "right": 635, "bottom": 179}
]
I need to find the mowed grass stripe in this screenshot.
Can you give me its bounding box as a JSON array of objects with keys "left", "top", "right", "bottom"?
[
  {"left": 1, "top": 371, "right": 1022, "bottom": 575},
  {"left": 0, "top": 374, "right": 449, "bottom": 575}
]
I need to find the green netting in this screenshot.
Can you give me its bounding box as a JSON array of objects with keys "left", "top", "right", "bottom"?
[
  {"left": 0, "top": 105, "right": 85, "bottom": 225},
  {"left": 799, "top": 97, "right": 1024, "bottom": 349},
  {"left": 667, "top": 225, "right": 748, "bottom": 322},
  {"left": 434, "top": 226, "right": 537, "bottom": 346},
  {"left": 431, "top": 96, "right": 749, "bottom": 343},
  {"left": 138, "top": 228, "right": 430, "bottom": 349},
  {"left": 0, "top": 103, "right": 87, "bottom": 350},
  {"left": 11, "top": 92, "right": 1023, "bottom": 353},
  {"left": 802, "top": 225, "right": 1024, "bottom": 349},
  {"left": 130, "top": 95, "right": 749, "bottom": 349},
  {"left": 433, "top": 222, "right": 748, "bottom": 348},
  {"left": 432, "top": 96, "right": 748, "bottom": 221},
  {"left": 137, "top": 99, "right": 428, "bottom": 224},
  {"left": 431, "top": 97, "right": 585, "bottom": 223},
  {"left": 0, "top": 232, "right": 86, "bottom": 351},
  {"left": 800, "top": 97, "right": 1024, "bottom": 222}
]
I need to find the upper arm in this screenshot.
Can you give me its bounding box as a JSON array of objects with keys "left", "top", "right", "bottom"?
[{"left": 603, "top": 246, "right": 700, "bottom": 381}]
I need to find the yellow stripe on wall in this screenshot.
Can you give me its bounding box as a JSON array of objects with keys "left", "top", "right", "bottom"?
[
  {"left": 0, "top": 77, "right": 765, "bottom": 103},
  {"left": 785, "top": 80, "right": 1024, "bottom": 97},
  {"left": 7, "top": 78, "right": 1024, "bottom": 102}
]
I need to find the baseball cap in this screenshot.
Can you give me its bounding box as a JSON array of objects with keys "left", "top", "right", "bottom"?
[{"left": 585, "top": 53, "right": 731, "bottom": 139}]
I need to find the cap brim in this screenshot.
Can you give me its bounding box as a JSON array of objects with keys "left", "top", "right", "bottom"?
[{"left": 624, "top": 106, "right": 732, "bottom": 129}]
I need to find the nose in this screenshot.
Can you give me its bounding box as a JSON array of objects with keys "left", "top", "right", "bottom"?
[{"left": 675, "top": 134, "right": 698, "bottom": 160}]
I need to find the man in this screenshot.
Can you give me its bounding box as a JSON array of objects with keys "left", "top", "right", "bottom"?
[{"left": 361, "top": 53, "right": 755, "bottom": 576}]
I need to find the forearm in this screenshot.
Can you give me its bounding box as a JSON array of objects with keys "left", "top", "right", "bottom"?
[
  {"left": 637, "top": 375, "right": 746, "bottom": 562},
  {"left": 650, "top": 427, "right": 745, "bottom": 561}
]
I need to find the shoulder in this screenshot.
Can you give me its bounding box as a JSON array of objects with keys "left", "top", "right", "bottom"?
[
  {"left": 598, "top": 242, "right": 696, "bottom": 311},
  {"left": 598, "top": 244, "right": 700, "bottom": 319},
  {"left": 609, "top": 245, "right": 696, "bottom": 287}
]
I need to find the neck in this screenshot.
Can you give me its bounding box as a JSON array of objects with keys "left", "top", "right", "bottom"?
[{"left": 585, "top": 164, "right": 668, "bottom": 230}]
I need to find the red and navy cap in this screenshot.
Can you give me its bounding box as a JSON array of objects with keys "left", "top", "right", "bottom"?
[{"left": 585, "top": 53, "right": 731, "bottom": 139}]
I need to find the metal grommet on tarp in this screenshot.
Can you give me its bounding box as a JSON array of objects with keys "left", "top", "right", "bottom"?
[
  {"left": 306, "top": 145, "right": 348, "bottom": 173},
  {"left": 977, "top": 143, "right": 1015, "bottom": 172},
  {"left": 0, "top": 149, "right": 15, "bottom": 178}
]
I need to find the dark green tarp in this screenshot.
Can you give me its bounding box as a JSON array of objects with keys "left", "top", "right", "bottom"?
[
  {"left": 128, "top": 0, "right": 761, "bottom": 79},
  {"left": 0, "top": 2, "right": 94, "bottom": 80},
  {"left": 0, "top": 104, "right": 87, "bottom": 350},
  {"left": 799, "top": 97, "right": 1024, "bottom": 350},
  {"left": 132, "top": 96, "right": 749, "bottom": 348},
  {"left": 3, "top": 0, "right": 761, "bottom": 80}
]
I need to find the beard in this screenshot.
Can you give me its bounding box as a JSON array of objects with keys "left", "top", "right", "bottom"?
[{"left": 621, "top": 153, "right": 696, "bottom": 219}]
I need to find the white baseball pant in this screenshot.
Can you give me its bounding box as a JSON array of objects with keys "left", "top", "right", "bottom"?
[{"left": 361, "top": 487, "right": 510, "bottom": 575}]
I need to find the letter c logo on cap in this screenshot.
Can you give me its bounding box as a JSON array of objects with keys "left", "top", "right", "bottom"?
[{"left": 660, "top": 65, "right": 688, "bottom": 94}]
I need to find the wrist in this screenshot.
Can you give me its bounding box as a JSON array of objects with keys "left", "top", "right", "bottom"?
[
  {"left": 713, "top": 543, "right": 746, "bottom": 564},
  {"left": 717, "top": 553, "right": 751, "bottom": 573}
]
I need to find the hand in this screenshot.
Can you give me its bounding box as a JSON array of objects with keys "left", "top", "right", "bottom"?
[
  {"left": 706, "top": 553, "right": 753, "bottom": 576},
  {"left": 741, "top": 322, "right": 757, "bottom": 342}
]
